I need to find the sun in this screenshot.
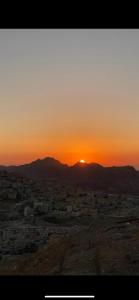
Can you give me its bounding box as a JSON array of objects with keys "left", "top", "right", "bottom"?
[{"left": 79, "top": 159, "right": 86, "bottom": 164}]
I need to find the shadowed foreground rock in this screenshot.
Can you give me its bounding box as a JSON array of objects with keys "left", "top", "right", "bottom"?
[
  {"left": 1, "top": 170, "right": 139, "bottom": 275},
  {"left": 1, "top": 216, "right": 139, "bottom": 275}
]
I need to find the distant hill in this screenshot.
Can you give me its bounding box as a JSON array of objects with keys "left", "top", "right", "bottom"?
[
  {"left": 0, "top": 157, "right": 139, "bottom": 194},
  {"left": 0, "top": 165, "right": 8, "bottom": 170},
  {"left": 7, "top": 157, "right": 68, "bottom": 180}
]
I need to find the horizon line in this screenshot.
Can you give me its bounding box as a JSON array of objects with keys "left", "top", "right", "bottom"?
[{"left": 0, "top": 156, "right": 138, "bottom": 170}]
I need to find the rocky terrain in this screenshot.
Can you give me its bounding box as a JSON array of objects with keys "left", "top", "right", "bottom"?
[{"left": 0, "top": 169, "right": 139, "bottom": 274}]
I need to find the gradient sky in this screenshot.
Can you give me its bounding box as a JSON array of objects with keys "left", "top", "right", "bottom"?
[{"left": 0, "top": 29, "right": 139, "bottom": 168}]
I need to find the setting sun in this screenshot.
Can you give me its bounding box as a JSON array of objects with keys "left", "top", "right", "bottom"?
[{"left": 80, "top": 159, "right": 86, "bottom": 164}]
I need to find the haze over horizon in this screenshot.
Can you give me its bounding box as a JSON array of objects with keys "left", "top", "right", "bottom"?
[{"left": 0, "top": 29, "right": 139, "bottom": 168}]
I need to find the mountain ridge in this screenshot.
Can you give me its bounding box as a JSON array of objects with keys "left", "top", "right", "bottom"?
[
  {"left": 0, "top": 157, "right": 137, "bottom": 170},
  {"left": 0, "top": 157, "right": 138, "bottom": 194}
]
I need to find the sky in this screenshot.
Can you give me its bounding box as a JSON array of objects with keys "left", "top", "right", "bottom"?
[{"left": 0, "top": 29, "right": 139, "bottom": 168}]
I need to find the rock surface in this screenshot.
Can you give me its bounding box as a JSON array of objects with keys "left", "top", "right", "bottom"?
[{"left": 0, "top": 170, "right": 139, "bottom": 275}]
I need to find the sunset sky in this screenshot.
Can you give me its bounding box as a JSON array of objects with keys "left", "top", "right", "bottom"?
[{"left": 0, "top": 29, "right": 139, "bottom": 168}]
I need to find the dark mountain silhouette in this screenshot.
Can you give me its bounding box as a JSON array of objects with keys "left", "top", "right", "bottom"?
[
  {"left": 7, "top": 157, "right": 68, "bottom": 179},
  {"left": 0, "top": 165, "right": 7, "bottom": 170},
  {"left": 72, "top": 161, "right": 103, "bottom": 169},
  {"left": 0, "top": 157, "right": 139, "bottom": 194},
  {"left": 69, "top": 163, "right": 138, "bottom": 193}
]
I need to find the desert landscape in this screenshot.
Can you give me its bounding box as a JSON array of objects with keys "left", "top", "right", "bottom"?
[
  {"left": 0, "top": 157, "right": 139, "bottom": 275},
  {"left": 0, "top": 29, "right": 139, "bottom": 277}
]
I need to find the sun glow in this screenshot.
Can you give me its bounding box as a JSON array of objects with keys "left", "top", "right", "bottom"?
[{"left": 80, "top": 159, "right": 86, "bottom": 164}]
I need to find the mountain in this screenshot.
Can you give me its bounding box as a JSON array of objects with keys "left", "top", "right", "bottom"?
[
  {"left": 7, "top": 157, "right": 68, "bottom": 180},
  {"left": 72, "top": 161, "right": 103, "bottom": 169},
  {"left": 29, "top": 157, "right": 66, "bottom": 167},
  {"left": 69, "top": 163, "right": 138, "bottom": 192},
  {"left": 0, "top": 165, "right": 8, "bottom": 170},
  {"left": 0, "top": 157, "right": 139, "bottom": 194},
  {"left": 68, "top": 161, "right": 104, "bottom": 184}
]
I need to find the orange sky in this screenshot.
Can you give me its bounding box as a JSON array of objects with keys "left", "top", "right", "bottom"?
[{"left": 0, "top": 29, "right": 139, "bottom": 168}]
